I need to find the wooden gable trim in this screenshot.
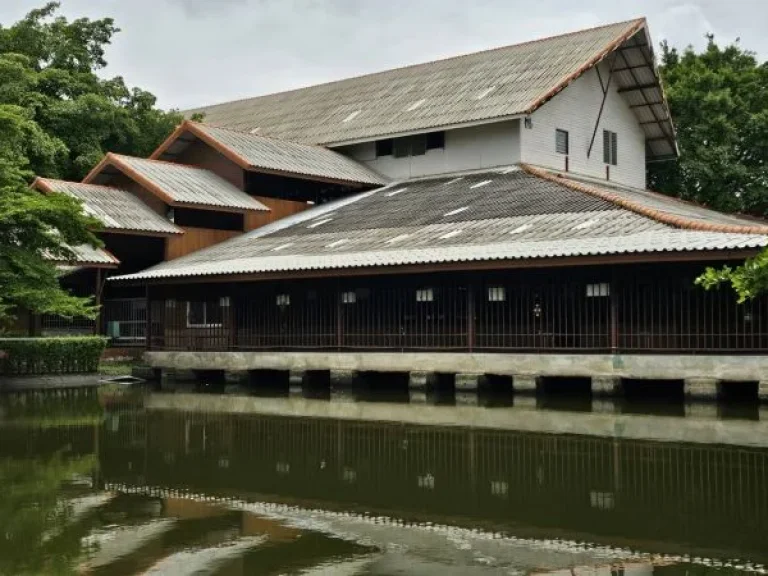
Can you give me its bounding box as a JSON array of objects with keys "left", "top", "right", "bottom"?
[
  {"left": 524, "top": 18, "right": 646, "bottom": 115},
  {"left": 522, "top": 164, "right": 768, "bottom": 234},
  {"left": 151, "top": 120, "right": 374, "bottom": 187},
  {"left": 82, "top": 152, "right": 254, "bottom": 215}
]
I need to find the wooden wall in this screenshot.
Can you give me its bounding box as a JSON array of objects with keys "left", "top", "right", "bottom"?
[
  {"left": 165, "top": 226, "right": 240, "bottom": 260},
  {"left": 245, "top": 196, "right": 309, "bottom": 231},
  {"left": 109, "top": 173, "right": 168, "bottom": 216},
  {"left": 171, "top": 139, "right": 245, "bottom": 190}
]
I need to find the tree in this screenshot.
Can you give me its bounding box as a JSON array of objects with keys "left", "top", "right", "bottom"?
[
  {"left": 649, "top": 36, "right": 768, "bottom": 217},
  {"left": 648, "top": 37, "right": 768, "bottom": 300},
  {"left": 0, "top": 104, "right": 102, "bottom": 324},
  {"left": 0, "top": 3, "right": 184, "bottom": 327}
]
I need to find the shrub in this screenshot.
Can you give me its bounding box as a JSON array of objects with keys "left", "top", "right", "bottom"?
[{"left": 0, "top": 337, "right": 108, "bottom": 376}]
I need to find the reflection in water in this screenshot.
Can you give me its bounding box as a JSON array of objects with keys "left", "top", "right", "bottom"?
[{"left": 0, "top": 386, "right": 767, "bottom": 575}]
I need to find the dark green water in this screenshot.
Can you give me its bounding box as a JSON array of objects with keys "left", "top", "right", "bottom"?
[{"left": 1, "top": 384, "right": 767, "bottom": 575}]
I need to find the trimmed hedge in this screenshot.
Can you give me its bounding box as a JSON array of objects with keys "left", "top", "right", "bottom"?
[{"left": 0, "top": 337, "right": 108, "bottom": 376}]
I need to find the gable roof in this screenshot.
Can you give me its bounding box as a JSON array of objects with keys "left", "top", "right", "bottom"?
[
  {"left": 33, "top": 178, "right": 183, "bottom": 237},
  {"left": 185, "top": 18, "right": 676, "bottom": 160},
  {"left": 50, "top": 244, "right": 120, "bottom": 269},
  {"left": 83, "top": 153, "right": 269, "bottom": 213},
  {"left": 151, "top": 121, "right": 387, "bottom": 187},
  {"left": 112, "top": 166, "right": 767, "bottom": 283}
]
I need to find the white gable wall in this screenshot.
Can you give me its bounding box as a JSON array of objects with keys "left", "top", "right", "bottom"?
[
  {"left": 335, "top": 120, "right": 521, "bottom": 180},
  {"left": 520, "top": 61, "right": 647, "bottom": 189}
]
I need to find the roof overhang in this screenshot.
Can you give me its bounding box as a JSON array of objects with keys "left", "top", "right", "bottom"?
[
  {"left": 527, "top": 19, "right": 678, "bottom": 162},
  {"left": 112, "top": 248, "right": 758, "bottom": 286},
  {"left": 151, "top": 120, "right": 380, "bottom": 187},
  {"left": 82, "top": 153, "right": 255, "bottom": 215}
]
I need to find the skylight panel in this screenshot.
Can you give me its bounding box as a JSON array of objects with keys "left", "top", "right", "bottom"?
[
  {"left": 573, "top": 218, "right": 600, "bottom": 230},
  {"left": 444, "top": 206, "right": 469, "bottom": 217},
  {"left": 406, "top": 99, "right": 426, "bottom": 111},
  {"left": 476, "top": 86, "right": 496, "bottom": 100},
  {"left": 498, "top": 166, "right": 520, "bottom": 174},
  {"left": 509, "top": 224, "right": 531, "bottom": 234},
  {"left": 443, "top": 177, "right": 464, "bottom": 186},
  {"left": 249, "top": 127, "right": 261, "bottom": 134},
  {"left": 470, "top": 180, "right": 493, "bottom": 189},
  {"left": 326, "top": 239, "right": 349, "bottom": 248},
  {"left": 343, "top": 110, "right": 361, "bottom": 123},
  {"left": 307, "top": 218, "right": 333, "bottom": 229},
  {"left": 386, "top": 187, "right": 408, "bottom": 197},
  {"left": 272, "top": 243, "right": 294, "bottom": 251},
  {"left": 386, "top": 233, "right": 410, "bottom": 244},
  {"left": 440, "top": 229, "right": 463, "bottom": 240}
]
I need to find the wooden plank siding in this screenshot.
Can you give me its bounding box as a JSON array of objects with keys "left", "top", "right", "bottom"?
[
  {"left": 165, "top": 226, "right": 240, "bottom": 261},
  {"left": 169, "top": 139, "right": 245, "bottom": 190},
  {"left": 246, "top": 196, "right": 309, "bottom": 231}
]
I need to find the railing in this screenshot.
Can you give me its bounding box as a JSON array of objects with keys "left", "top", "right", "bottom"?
[
  {"left": 102, "top": 298, "right": 146, "bottom": 347},
  {"left": 146, "top": 266, "right": 768, "bottom": 354}
]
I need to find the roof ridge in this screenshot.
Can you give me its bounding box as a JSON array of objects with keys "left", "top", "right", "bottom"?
[
  {"left": 186, "top": 18, "right": 644, "bottom": 114},
  {"left": 521, "top": 164, "right": 768, "bottom": 235},
  {"left": 35, "top": 177, "right": 123, "bottom": 192},
  {"left": 193, "top": 121, "right": 340, "bottom": 151},
  {"left": 108, "top": 152, "right": 214, "bottom": 171}
]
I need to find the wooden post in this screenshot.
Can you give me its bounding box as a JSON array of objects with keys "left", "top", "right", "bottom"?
[
  {"left": 610, "top": 270, "right": 619, "bottom": 352},
  {"left": 467, "top": 283, "right": 476, "bottom": 352},
  {"left": 336, "top": 282, "right": 343, "bottom": 350},
  {"left": 145, "top": 285, "right": 152, "bottom": 351},
  {"left": 93, "top": 268, "right": 103, "bottom": 336}
]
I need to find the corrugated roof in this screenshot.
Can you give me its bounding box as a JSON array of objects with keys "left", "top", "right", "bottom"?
[
  {"left": 152, "top": 122, "right": 386, "bottom": 186},
  {"left": 34, "top": 178, "right": 182, "bottom": 236},
  {"left": 83, "top": 154, "right": 269, "bottom": 212},
  {"left": 53, "top": 244, "right": 120, "bottom": 268},
  {"left": 184, "top": 19, "right": 676, "bottom": 159},
  {"left": 112, "top": 167, "right": 765, "bottom": 282}
]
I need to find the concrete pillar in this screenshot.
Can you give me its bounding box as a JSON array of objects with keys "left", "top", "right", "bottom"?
[
  {"left": 685, "top": 402, "right": 719, "bottom": 419},
  {"left": 455, "top": 391, "right": 479, "bottom": 406},
  {"left": 330, "top": 370, "right": 358, "bottom": 387},
  {"left": 409, "top": 371, "right": 437, "bottom": 390},
  {"left": 591, "top": 376, "right": 621, "bottom": 397},
  {"left": 455, "top": 373, "right": 485, "bottom": 392},
  {"left": 514, "top": 395, "right": 537, "bottom": 409},
  {"left": 684, "top": 378, "right": 720, "bottom": 400},
  {"left": 592, "top": 398, "right": 619, "bottom": 414},
  {"left": 513, "top": 375, "right": 539, "bottom": 394},
  {"left": 759, "top": 381, "right": 768, "bottom": 403}
]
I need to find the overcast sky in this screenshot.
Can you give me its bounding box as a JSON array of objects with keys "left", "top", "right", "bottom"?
[{"left": 1, "top": 0, "right": 766, "bottom": 110}]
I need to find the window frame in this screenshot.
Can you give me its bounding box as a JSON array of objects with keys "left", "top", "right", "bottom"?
[
  {"left": 555, "top": 129, "right": 569, "bottom": 155},
  {"left": 186, "top": 301, "right": 224, "bottom": 329},
  {"left": 603, "top": 130, "right": 618, "bottom": 166}
]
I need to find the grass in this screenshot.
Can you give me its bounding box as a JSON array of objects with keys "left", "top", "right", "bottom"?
[{"left": 98, "top": 360, "right": 137, "bottom": 377}]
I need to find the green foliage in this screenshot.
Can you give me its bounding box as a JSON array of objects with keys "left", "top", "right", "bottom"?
[
  {"left": 0, "top": 454, "right": 97, "bottom": 575},
  {"left": 650, "top": 36, "right": 768, "bottom": 300},
  {"left": 696, "top": 250, "right": 768, "bottom": 303},
  {"left": 0, "top": 336, "right": 108, "bottom": 375},
  {"left": 649, "top": 36, "right": 768, "bottom": 217},
  {"left": 0, "top": 2, "right": 184, "bottom": 181},
  {"left": 0, "top": 3, "right": 184, "bottom": 325}
]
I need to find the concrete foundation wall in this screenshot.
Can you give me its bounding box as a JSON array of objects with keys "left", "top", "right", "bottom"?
[{"left": 144, "top": 351, "right": 768, "bottom": 383}]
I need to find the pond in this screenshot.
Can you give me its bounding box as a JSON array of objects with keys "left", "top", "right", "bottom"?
[{"left": 0, "top": 383, "right": 766, "bottom": 575}]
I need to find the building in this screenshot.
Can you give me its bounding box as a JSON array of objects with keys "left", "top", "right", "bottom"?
[{"left": 57, "top": 19, "right": 768, "bottom": 393}]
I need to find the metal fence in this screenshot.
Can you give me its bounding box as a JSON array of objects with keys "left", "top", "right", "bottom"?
[{"left": 146, "top": 265, "right": 768, "bottom": 354}]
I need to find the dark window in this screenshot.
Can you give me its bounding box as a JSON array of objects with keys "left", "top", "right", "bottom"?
[
  {"left": 187, "top": 300, "right": 225, "bottom": 328},
  {"left": 174, "top": 208, "right": 243, "bottom": 231},
  {"left": 410, "top": 134, "right": 427, "bottom": 156},
  {"left": 393, "top": 138, "right": 411, "bottom": 158},
  {"left": 426, "top": 131, "right": 445, "bottom": 150},
  {"left": 375, "top": 139, "right": 393, "bottom": 157},
  {"left": 603, "top": 130, "right": 618, "bottom": 165},
  {"left": 555, "top": 129, "right": 569, "bottom": 155}
]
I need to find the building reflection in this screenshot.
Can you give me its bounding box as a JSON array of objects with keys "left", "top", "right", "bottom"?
[{"left": 99, "top": 403, "right": 768, "bottom": 563}]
